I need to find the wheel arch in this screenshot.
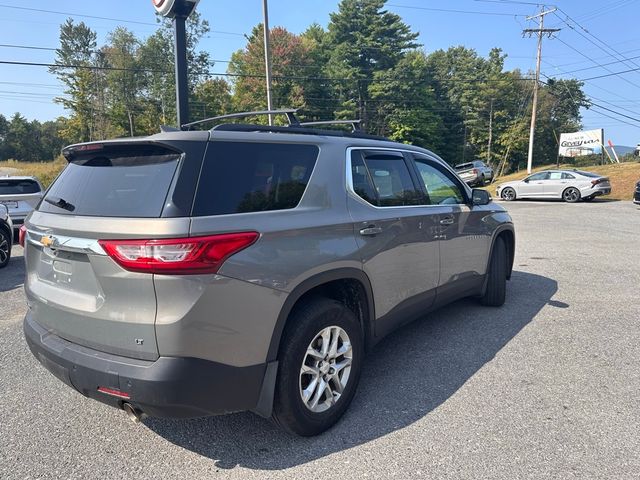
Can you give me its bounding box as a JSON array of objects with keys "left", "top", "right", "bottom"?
[
  {"left": 484, "top": 225, "right": 515, "bottom": 283},
  {"left": 266, "top": 268, "right": 376, "bottom": 363}
]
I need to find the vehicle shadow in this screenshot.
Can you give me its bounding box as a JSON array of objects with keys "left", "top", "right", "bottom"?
[
  {"left": 146, "top": 270, "right": 557, "bottom": 470},
  {"left": 0, "top": 247, "right": 25, "bottom": 293}
]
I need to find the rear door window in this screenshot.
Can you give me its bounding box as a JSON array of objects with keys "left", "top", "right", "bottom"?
[
  {"left": 193, "top": 142, "right": 318, "bottom": 216},
  {"left": 38, "top": 145, "right": 180, "bottom": 218},
  {"left": 0, "top": 179, "right": 41, "bottom": 195},
  {"left": 350, "top": 150, "right": 424, "bottom": 207}
]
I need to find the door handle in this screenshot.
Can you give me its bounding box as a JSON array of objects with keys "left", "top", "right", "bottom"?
[
  {"left": 359, "top": 226, "right": 383, "bottom": 236},
  {"left": 439, "top": 216, "right": 454, "bottom": 225}
]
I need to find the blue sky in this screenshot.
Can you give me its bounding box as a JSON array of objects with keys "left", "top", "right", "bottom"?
[{"left": 1, "top": 0, "right": 639, "bottom": 147}]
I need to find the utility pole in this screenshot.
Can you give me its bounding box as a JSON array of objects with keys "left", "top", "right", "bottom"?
[
  {"left": 462, "top": 106, "right": 470, "bottom": 163},
  {"left": 262, "top": 0, "right": 274, "bottom": 125},
  {"left": 523, "top": 8, "right": 560, "bottom": 173},
  {"left": 487, "top": 98, "right": 494, "bottom": 167}
]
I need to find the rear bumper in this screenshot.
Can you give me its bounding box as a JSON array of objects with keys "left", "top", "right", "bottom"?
[
  {"left": 24, "top": 312, "right": 272, "bottom": 418},
  {"left": 586, "top": 186, "right": 611, "bottom": 197}
]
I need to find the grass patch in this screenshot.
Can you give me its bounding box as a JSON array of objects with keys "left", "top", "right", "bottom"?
[
  {"left": 0, "top": 158, "right": 66, "bottom": 188},
  {"left": 485, "top": 161, "right": 640, "bottom": 201}
]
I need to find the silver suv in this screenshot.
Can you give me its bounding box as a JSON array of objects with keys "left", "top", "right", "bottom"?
[{"left": 23, "top": 111, "right": 515, "bottom": 436}]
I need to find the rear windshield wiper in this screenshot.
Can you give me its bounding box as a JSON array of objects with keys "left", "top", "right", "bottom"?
[{"left": 44, "top": 196, "right": 75, "bottom": 212}]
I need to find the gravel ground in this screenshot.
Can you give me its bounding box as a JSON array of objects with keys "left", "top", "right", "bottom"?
[{"left": 1, "top": 200, "right": 638, "bottom": 479}]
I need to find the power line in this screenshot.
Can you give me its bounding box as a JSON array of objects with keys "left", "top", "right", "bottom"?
[
  {"left": 0, "top": 3, "right": 245, "bottom": 36},
  {"left": 579, "top": 65, "right": 640, "bottom": 81},
  {"left": 387, "top": 3, "right": 526, "bottom": 16},
  {"left": 553, "top": 35, "right": 640, "bottom": 90},
  {"left": 0, "top": 59, "right": 538, "bottom": 84},
  {"left": 553, "top": 8, "right": 640, "bottom": 81}
]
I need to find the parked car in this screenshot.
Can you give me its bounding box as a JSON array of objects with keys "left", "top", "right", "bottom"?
[
  {"left": 634, "top": 179, "right": 640, "bottom": 205},
  {"left": 496, "top": 169, "right": 611, "bottom": 203},
  {"left": 0, "top": 204, "right": 12, "bottom": 268},
  {"left": 22, "top": 110, "right": 515, "bottom": 436},
  {"left": 0, "top": 176, "right": 44, "bottom": 231},
  {"left": 454, "top": 160, "right": 493, "bottom": 186}
]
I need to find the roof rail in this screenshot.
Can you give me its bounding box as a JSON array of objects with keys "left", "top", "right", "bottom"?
[
  {"left": 181, "top": 109, "right": 300, "bottom": 130},
  {"left": 211, "top": 123, "right": 389, "bottom": 141},
  {"left": 299, "top": 119, "right": 361, "bottom": 132}
]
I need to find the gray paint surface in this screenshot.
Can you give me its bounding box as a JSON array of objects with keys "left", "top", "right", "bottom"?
[
  {"left": 23, "top": 130, "right": 511, "bottom": 369},
  {"left": 2, "top": 200, "right": 639, "bottom": 479}
]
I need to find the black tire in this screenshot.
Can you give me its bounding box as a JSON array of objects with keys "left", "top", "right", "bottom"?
[
  {"left": 563, "top": 187, "right": 581, "bottom": 203},
  {"left": 501, "top": 187, "right": 516, "bottom": 201},
  {"left": 480, "top": 237, "right": 507, "bottom": 307},
  {"left": 0, "top": 227, "right": 11, "bottom": 269},
  {"left": 478, "top": 175, "right": 486, "bottom": 187},
  {"left": 272, "top": 297, "right": 363, "bottom": 436}
]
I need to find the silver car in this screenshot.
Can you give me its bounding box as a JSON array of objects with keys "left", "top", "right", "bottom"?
[
  {"left": 0, "top": 176, "right": 44, "bottom": 230},
  {"left": 496, "top": 169, "right": 611, "bottom": 203},
  {"left": 22, "top": 112, "right": 515, "bottom": 436}
]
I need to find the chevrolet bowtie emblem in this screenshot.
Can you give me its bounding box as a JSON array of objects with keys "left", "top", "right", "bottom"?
[{"left": 41, "top": 235, "right": 55, "bottom": 247}]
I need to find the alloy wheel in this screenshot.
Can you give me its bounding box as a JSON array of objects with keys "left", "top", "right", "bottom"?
[
  {"left": 299, "top": 326, "right": 353, "bottom": 413},
  {"left": 563, "top": 188, "right": 580, "bottom": 202},
  {"left": 0, "top": 233, "right": 9, "bottom": 265},
  {"left": 502, "top": 188, "right": 516, "bottom": 201}
]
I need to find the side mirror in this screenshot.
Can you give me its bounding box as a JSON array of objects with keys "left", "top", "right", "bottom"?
[
  {"left": 523, "top": 178, "right": 530, "bottom": 183},
  {"left": 471, "top": 189, "right": 491, "bottom": 206}
]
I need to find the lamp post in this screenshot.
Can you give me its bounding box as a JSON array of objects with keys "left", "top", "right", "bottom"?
[{"left": 151, "top": 0, "right": 201, "bottom": 128}]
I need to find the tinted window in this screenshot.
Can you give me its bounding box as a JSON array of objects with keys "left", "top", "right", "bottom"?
[
  {"left": 351, "top": 153, "right": 378, "bottom": 205},
  {"left": 414, "top": 158, "right": 466, "bottom": 205},
  {"left": 575, "top": 170, "right": 600, "bottom": 178},
  {"left": 39, "top": 146, "right": 180, "bottom": 217},
  {"left": 562, "top": 172, "right": 575, "bottom": 179},
  {"left": 193, "top": 142, "right": 318, "bottom": 216},
  {"left": 0, "top": 179, "right": 41, "bottom": 195},
  {"left": 350, "top": 152, "right": 423, "bottom": 207},
  {"left": 526, "top": 172, "right": 550, "bottom": 181}
]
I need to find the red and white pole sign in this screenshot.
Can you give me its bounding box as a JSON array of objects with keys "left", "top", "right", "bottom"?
[{"left": 152, "top": 0, "right": 200, "bottom": 18}]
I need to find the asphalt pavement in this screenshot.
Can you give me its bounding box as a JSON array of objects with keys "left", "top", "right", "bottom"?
[{"left": 1, "top": 200, "right": 638, "bottom": 479}]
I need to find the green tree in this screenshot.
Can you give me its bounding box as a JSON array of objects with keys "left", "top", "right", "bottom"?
[
  {"left": 193, "top": 78, "right": 233, "bottom": 120},
  {"left": 104, "top": 27, "right": 141, "bottom": 137},
  {"left": 369, "top": 51, "right": 444, "bottom": 149},
  {"left": 137, "top": 11, "right": 212, "bottom": 130},
  {"left": 324, "top": 0, "right": 419, "bottom": 128},
  {"left": 228, "top": 25, "right": 313, "bottom": 119},
  {"left": 49, "top": 19, "right": 98, "bottom": 143}
]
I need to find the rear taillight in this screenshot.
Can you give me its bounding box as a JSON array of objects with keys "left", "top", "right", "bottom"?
[
  {"left": 99, "top": 232, "right": 259, "bottom": 275},
  {"left": 18, "top": 225, "right": 27, "bottom": 247},
  {"left": 473, "top": 168, "right": 479, "bottom": 175},
  {"left": 591, "top": 177, "right": 608, "bottom": 186}
]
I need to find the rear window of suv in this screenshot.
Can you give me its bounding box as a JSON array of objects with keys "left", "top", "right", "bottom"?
[
  {"left": 193, "top": 141, "right": 318, "bottom": 216},
  {"left": 0, "top": 179, "right": 41, "bottom": 195},
  {"left": 38, "top": 145, "right": 181, "bottom": 218}
]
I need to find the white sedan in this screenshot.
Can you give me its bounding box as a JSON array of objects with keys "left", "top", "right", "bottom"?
[{"left": 496, "top": 169, "right": 611, "bottom": 203}]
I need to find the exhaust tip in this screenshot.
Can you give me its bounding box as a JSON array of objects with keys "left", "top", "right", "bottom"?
[{"left": 122, "top": 402, "right": 147, "bottom": 424}]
